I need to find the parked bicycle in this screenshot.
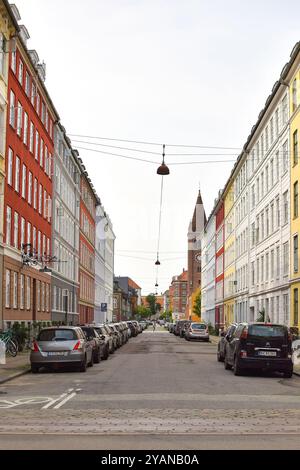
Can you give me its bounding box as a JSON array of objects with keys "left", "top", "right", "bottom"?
[{"left": 0, "top": 330, "right": 18, "bottom": 357}]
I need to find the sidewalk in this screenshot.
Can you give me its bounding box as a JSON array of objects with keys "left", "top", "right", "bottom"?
[{"left": 0, "top": 352, "right": 30, "bottom": 384}]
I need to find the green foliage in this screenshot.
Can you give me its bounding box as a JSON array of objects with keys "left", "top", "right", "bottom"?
[
  {"left": 146, "top": 294, "right": 157, "bottom": 316},
  {"left": 134, "top": 305, "right": 152, "bottom": 320},
  {"left": 192, "top": 293, "right": 202, "bottom": 318}
]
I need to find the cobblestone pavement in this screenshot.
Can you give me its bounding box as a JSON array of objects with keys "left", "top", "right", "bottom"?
[{"left": 0, "top": 332, "right": 300, "bottom": 448}]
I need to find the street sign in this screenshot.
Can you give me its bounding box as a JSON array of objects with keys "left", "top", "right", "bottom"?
[{"left": 101, "top": 303, "right": 108, "bottom": 312}]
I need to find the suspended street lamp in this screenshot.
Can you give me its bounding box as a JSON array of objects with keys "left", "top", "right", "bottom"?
[{"left": 157, "top": 144, "right": 170, "bottom": 176}]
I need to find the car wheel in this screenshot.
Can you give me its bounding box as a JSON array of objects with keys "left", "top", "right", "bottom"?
[
  {"left": 31, "top": 364, "right": 39, "bottom": 374},
  {"left": 283, "top": 370, "right": 293, "bottom": 378},
  {"left": 224, "top": 354, "right": 232, "bottom": 370},
  {"left": 233, "top": 356, "right": 243, "bottom": 376},
  {"left": 79, "top": 356, "right": 87, "bottom": 372},
  {"left": 94, "top": 348, "right": 101, "bottom": 364}
]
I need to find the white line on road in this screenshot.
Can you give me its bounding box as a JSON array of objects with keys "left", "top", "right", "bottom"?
[
  {"left": 53, "top": 392, "right": 77, "bottom": 409},
  {"left": 41, "top": 393, "right": 69, "bottom": 410}
]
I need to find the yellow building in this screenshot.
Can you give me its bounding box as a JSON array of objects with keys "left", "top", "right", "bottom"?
[
  {"left": 223, "top": 180, "right": 235, "bottom": 326},
  {"left": 289, "top": 46, "right": 300, "bottom": 331},
  {"left": 0, "top": 1, "right": 18, "bottom": 327}
]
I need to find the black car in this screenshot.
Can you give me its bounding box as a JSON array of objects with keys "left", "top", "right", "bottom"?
[
  {"left": 223, "top": 322, "right": 293, "bottom": 377},
  {"left": 174, "top": 320, "right": 186, "bottom": 336},
  {"left": 217, "top": 323, "right": 238, "bottom": 362},
  {"left": 94, "top": 325, "right": 114, "bottom": 356},
  {"left": 179, "top": 321, "right": 191, "bottom": 338}
]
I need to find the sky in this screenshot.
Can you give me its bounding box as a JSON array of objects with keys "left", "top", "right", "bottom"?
[{"left": 15, "top": 0, "right": 300, "bottom": 295}]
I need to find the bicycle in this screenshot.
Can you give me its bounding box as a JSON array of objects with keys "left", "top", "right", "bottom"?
[{"left": 0, "top": 331, "right": 18, "bottom": 357}]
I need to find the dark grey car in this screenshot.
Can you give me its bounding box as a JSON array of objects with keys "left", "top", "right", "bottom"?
[{"left": 30, "top": 326, "right": 93, "bottom": 373}]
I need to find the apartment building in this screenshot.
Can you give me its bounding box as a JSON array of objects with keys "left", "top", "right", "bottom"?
[
  {"left": 51, "top": 123, "right": 81, "bottom": 324},
  {"left": 201, "top": 214, "right": 216, "bottom": 325}
]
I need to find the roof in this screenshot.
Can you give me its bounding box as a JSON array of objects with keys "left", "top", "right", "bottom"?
[
  {"left": 128, "top": 278, "right": 141, "bottom": 290},
  {"left": 2, "top": 1, "right": 20, "bottom": 31}
]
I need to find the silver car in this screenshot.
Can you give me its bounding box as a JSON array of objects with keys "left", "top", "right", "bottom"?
[
  {"left": 185, "top": 323, "right": 210, "bottom": 342},
  {"left": 30, "top": 326, "right": 93, "bottom": 373}
]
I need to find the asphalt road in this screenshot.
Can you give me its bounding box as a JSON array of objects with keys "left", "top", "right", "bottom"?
[{"left": 0, "top": 330, "right": 300, "bottom": 450}]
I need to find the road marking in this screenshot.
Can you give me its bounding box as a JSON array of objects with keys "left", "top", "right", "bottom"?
[
  {"left": 53, "top": 392, "right": 77, "bottom": 409},
  {"left": 41, "top": 393, "right": 69, "bottom": 410}
]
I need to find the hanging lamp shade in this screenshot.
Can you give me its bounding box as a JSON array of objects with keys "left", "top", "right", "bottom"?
[{"left": 157, "top": 144, "right": 170, "bottom": 175}]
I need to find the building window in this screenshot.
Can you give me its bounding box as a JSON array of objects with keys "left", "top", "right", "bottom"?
[
  {"left": 34, "top": 178, "right": 38, "bottom": 210},
  {"left": 13, "top": 273, "right": 18, "bottom": 309},
  {"left": 26, "top": 277, "right": 31, "bottom": 310},
  {"left": 40, "top": 139, "right": 44, "bottom": 167},
  {"left": 20, "top": 274, "right": 25, "bottom": 309},
  {"left": 16, "top": 102, "right": 22, "bottom": 137},
  {"left": 29, "top": 122, "right": 34, "bottom": 153},
  {"left": 11, "top": 50, "right": 16, "bottom": 73},
  {"left": 23, "top": 112, "right": 28, "bottom": 145},
  {"left": 293, "top": 130, "right": 298, "bottom": 166},
  {"left": 294, "top": 182, "right": 299, "bottom": 219},
  {"left": 18, "top": 60, "right": 23, "bottom": 85},
  {"left": 283, "top": 191, "right": 289, "bottom": 225},
  {"left": 276, "top": 246, "right": 280, "bottom": 278},
  {"left": 25, "top": 71, "right": 30, "bottom": 96},
  {"left": 31, "top": 81, "right": 36, "bottom": 106},
  {"left": 21, "top": 217, "right": 25, "bottom": 249},
  {"left": 294, "top": 235, "right": 299, "bottom": 273},
  {"left": 282, "top": 95, "right": 288, "bottom": 126},
  {"left": 35, "top": 130, "right": 39, "bottom": 160},
  {"left": 14, "top": 212, "right": 19, "bottom": 249},
  {"left": 28, "top": 172, "right": 33, "bottom": 205},
  {"left": 5, "top": 270, "right": 10, "bottom": 308},
  {"left": 292, "top": 79, "right": 297, "bottom": 112},
  {"left": 7, "top": 148, "right": 13, "bottom": 186},
  {"left": 294, "top": 289, "right": 299, "bottom": 326},
  {"left": 37, "top": 281, "right": 40, "bottom": 312},
  {"left": 39, "top": 184, "right": 42, "bottom": 214},
  {"left": 283, "top": 242, "right": 289, "bottom": 276},
  {"left": 22, "top": 164, "right": 27, "bottom": 199},
  {"left": 6, "top": 206, "right": 11, "bottom": 245},
  {"left": 282, "top": 140, "right": 289, "bottom": 173},
  {"left": 27, "top": 222, "right": 31, "bottom": 248},
  {"left": 15, "top": 156, "right": 20, "bottom": 192},
  {"left": 9, "top": 90, "right": 15, "bottom": 127}
]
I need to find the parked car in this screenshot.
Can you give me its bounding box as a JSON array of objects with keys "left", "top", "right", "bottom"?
[
  {"left": 80, "top": 325, "right": 109, "bottom": 362},
  {"left": 185, "top": 322, "right": 209, "bottom": 342},
  {"left": 127, "top": 321, "right": 137, "bottom": 337},
  {"left": 174, "top": 320, "right": 186, "bottom": 336},
  {"left": 30, "top": 326, "right": 93, "bottom": 373},
  {"left": 108, "top": 324, "right": 122, "bottom": 348},
  {"left": 169, "top": 323, "right": 175, "bottom": 333},
  {"left": 94, "top": 324, "right": 115, "bottom": 354},
  {"left": 140, "top": 321, "right": 147, "bottom": 330},
  {"left": 179, "top": 321, "right": 192, "bottom": 338},
  {"left": 114, "top": 323, "right": 127, "bottom": 345},
  {"left": 132, "top": 320, "right": 142, "bottom": 334},
  {"left": 223, "top": 322, "right": 294, "bottom": 377},
  {"left": 217, "top": 323, "right": 238, "bottom": 362}
]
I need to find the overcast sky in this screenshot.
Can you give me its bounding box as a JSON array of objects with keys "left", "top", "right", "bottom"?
[{"left": 16, "top": 0, "right": 300, "bottom": 294}]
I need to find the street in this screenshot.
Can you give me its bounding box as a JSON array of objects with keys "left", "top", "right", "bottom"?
[{"left": 1, "top": 330, "right": 300, "bottom": 450}]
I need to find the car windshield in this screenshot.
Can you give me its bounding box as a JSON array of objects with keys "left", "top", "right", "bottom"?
[
  {"left": 191, "top": 324, "right": 206, "bottom": 330},
  {"left": 38, "top": 329, "right": 77, "bottom": 341},
  {"left": 248, "top": 325, "right": 286, "bottom": 338}
]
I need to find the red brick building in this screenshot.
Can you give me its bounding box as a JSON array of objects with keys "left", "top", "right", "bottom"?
[
  {"left": 170, "top": 269, "right": 188, "bottom": 320},
  {"left": 215, "top": 200, "right": 224, "bottom": 328},
  {"left": 78, "top": 164, "right": 99, "bottom": 324},
  {"left": 3, "top": 23, "right": 59, "bottom": 327}
]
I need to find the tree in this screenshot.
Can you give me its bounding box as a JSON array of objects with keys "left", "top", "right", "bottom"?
[
  {"left": 134, "top": 305, "right": 151, "bottom": 320},
  {"left": 146, "top": 294, "right": 157, "bottom": 317},
  {"left": 193, "top": 293, "right": 202, "bottom": 319}
]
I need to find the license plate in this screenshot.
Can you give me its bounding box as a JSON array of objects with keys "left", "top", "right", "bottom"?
[
  {"left": 47, "top": 352, "right": 67, "bottom": 356},
  {"left": 258, "top": 351, "right": 277, "bottom": 357}
]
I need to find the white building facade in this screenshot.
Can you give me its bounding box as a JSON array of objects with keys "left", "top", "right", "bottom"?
[{"left": 201, "top": 215, "right": 216, "bottom": 325}]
